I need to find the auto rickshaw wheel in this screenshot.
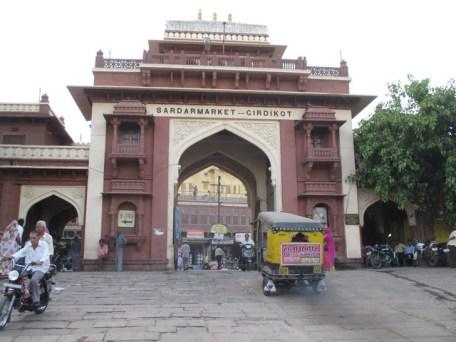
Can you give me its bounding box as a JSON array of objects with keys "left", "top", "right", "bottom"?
[
  {"left": 311, "top": 280, "right": 322, "bottom": 294},
  {"left": 262, "top": 277, "right": 273, "bottom": 296}
]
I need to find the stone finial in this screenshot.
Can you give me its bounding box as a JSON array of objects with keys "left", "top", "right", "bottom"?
[
  {"left": 228, "top": 13, "right": 232, "bottom": 22},
  {"left": 40, "top": 93, "right": 49, "bottom": 103},
  {"left": 339, "top": 59, "right": 348, "bottom": 77},
  {"left": 198, "top": 9, "right": 202, "bottom": 20},
  {"left": 213, "top": 12, "right": 217, "bottom": 21},
  {"left": 95, "top": 50, "right": 104, "bottom": 68}
]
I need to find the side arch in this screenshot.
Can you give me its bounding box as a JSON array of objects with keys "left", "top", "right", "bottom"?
[
  {"left": 357, "top": 189, "right": 381, "bottom": 227},
  {"left": 19, "top": 188, "right": 84, "bottom": 222}
]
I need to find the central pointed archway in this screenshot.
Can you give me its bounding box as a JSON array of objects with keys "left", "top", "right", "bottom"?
[{"left": 167, "top": 120, "right": 281, "bottom": 268}]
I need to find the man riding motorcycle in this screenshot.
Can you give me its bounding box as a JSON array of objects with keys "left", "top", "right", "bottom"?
[
  {"left": 5, "top": 231, "right": 50, "bottom": 308},
  {"left": 240, "top": 233, "right": 255, "bottom": 271}
]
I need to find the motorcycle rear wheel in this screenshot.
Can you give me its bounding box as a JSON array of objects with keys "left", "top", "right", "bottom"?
[
  {"left": 426, "top": 255, "right": 439, "bottom": 267},
  {"left": 370, "top": 255, "right": 383, "bottom": 269}
]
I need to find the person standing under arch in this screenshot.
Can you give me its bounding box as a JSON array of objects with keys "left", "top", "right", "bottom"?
[{"left": 35, "top": 220, "right": 54, "bottom": 261}]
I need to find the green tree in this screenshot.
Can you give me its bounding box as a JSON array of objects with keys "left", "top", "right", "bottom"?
[{"left": 354, "top": 77, "right": 456, "bottom": 225}]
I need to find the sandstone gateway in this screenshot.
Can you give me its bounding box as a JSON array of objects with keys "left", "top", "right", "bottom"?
[{"left": 1, "top": 18, "right": 375, "bottom": 270}]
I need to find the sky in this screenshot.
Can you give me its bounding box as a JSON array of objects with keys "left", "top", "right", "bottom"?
[{"left": 0, "top": 0, "right": 455, "bottom": 143}]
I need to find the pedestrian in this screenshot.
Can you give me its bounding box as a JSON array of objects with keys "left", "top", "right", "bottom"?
[
  {"left": 177, "top": 254, "right": 184, "bottom": 271},
  {"left": 35, "top": 220, "right": 54, "bottom": 261},
  {"left": 16, "top": 218, "right": 25, "bottom": 246},
  {"left": 115, "top": 232, "right": 128, "bottom": 272},
  {"left": 447, "top": 229, "right": 456, "bottom": 268},
  {"left": 394, "top": 241, "right": 406, "bottom": 266},
  {"left": 0, "top": 220, "right": 20, "bottom": 276},
  {"left": 70, "top": 235, "right": 81, "bottom": 271},
  {"left": 323, "top": 227, "right": 336, "bottom": 271},
  {"left": 215, "top": 246, "right": 225, "bottom": 270},
  {"left": 96, "top": 238, "right": 109, "bottom": 271},
  {"left": 181, "top": 242, "right": 190, "bottom": 270}
]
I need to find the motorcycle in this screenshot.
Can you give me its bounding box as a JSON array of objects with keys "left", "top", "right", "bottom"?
[
  {"left": 368, "top": 244, "right": 398, "bottom": 269},
  {"left": 0, "top": 260, "right": 55, "bottom": 330},
  {"left": 240, "top": 243, "right": 255, "bottom": 271},
  {"left": 423, "top": 242, "right": 450, "bottom": 267}
]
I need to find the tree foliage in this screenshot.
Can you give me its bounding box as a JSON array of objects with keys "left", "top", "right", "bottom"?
[{"left": 354, "top": 77, "right": 456, "bottom": 225}]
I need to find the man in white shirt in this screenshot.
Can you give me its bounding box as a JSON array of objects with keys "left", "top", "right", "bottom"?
[
  {"left": 242, "top": 233, "right": 255, "bottom": 246},
  {"left": 448, "top": 230, "right": 456, "bottom": 268},
  {"left": 11, "top": 231, "right": 50, "bottom": 307}
]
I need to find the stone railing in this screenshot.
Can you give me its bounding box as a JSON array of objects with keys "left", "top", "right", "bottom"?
[
  {"left": 308, "top": 66, "right": 341, "bottom": 77},
  {"left": 0, "top": 103, "right": 40, "bottom": 112},
  {"left": 303, "top": 110, "right": 336, "bottom": 121},
  {"left": 96, "top": 53, "right": 347, "bottom": 76},
  {"left": 302, "top": 181, "right": 337, "bottom": 193},
  {"left": 0, "top": 145, "right": 89, "bottom": 160},
  {"left": 165, "top": 30, "right": 269, "bottom": 42},
  {"left": 112, "top": 180, "right": 145, "bottom": 191},
  {"left": 178, "top": 192, "right": 247, "bottom": 204},
  {"left": 103, "top": 59, "right": 142, "bottom": 69},
  {"left": 114, "top": 144, "right": 142, "bottom": 154},
  {"left": 308, "top": 147, "right": 339, "bottom": 160}
]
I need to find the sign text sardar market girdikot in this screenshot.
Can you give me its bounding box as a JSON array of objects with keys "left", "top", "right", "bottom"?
[{"left": 154, "top": 106, "right": 293, "bottom": 118}]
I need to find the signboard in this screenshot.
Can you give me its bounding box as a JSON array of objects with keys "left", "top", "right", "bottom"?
[
  {"left": 149, "top": 104, "right": 305, "bottom": 121},
  {"left": 344, "top": 214, "right": 359, "bottom": 225},
  {"left": 210, "top": 224, "right": 228, "bottom": 234},
  {"left": 118, "top": 210, "right": 135, "bottom": 228},
  {"left": 235, "top": 233, "right": 249, "bottom": 243},
  {"left": 281, "top": 243, "right": 321, "bottom": 266},
  {"left": 211, "top": 238, "right": 234, "bottom": 245},
  {"left": 213, "top": 233, "right": 224, "bottom": 240},
  {"left": 187, "top": 230, "right": 205, "bottom": 239}
]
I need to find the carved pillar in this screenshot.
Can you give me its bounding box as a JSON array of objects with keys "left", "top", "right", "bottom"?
[
  {"left": 212, "top": 72, "right": 217, "bottom": 88},
  {"left": 138, "top": 199, "right": 144, "bottom": 237},
  {"left": 305, "top": 124, "right": 313, "bottom": 155},
  {"left": 139, "top": 118, "right": 145, "bottom": 154},
  {"left": 112, "top": 118, "right": 119, "bottom": 153},
  {"left": 139, "top": 159, "right": 145, "bottom": 179},
  {"left": 109, "top": 199, "right": 115, "bottom": 236},
  {"left": 330, "top": 124, "right": 339, "bottom": 157},
  {"left": 201, "top": 71, "right": 206, "bottom": 87}
]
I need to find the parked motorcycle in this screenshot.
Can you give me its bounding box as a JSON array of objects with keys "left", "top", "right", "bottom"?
[
  {"left": 240, "top": 243, "right": 255, "bottom": 271},
  {"left": 0, "top": 260, "right": 55, "bottom": 330},
  {"left": 368, "top": 244, "right": 398, "bottom": 269},
  {"left": 423, "top": 242, "right": 450, "bottom": 267}
]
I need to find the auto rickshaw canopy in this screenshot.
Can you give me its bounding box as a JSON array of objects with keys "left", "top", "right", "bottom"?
[{"left": 258, "top": 211, "right": 323, "bottom": 232}]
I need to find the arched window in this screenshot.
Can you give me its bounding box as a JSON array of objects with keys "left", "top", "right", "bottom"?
[
  {"left": 119, "top": 122, "right": 140, "bottom": 145},
  {"left": 118, "top": 202, "right": 137, "bottom": 229}
]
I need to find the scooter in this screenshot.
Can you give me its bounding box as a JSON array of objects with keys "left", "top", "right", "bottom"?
[{"left": 240, "top": 243, "right": 255, "bottom": 271}]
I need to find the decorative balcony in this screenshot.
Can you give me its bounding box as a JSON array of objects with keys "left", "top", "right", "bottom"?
[
  {"left": 300, "top": 181, "right": 339, "bottom": 195},
  {"left": 306, "top": 147, "right": 339, "bottom": 162}
]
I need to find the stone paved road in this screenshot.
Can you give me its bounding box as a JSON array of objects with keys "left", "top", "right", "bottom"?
[{"left": 1, "top": 268, "right": 455, "bottom": 342}]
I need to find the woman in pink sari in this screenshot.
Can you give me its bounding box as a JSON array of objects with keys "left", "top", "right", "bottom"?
[
  {"left": 323, "top": 227, "right": 336, "bottom": 271},
  {"left": 0, "top": 220, "right": 20, "bottom": 276}
]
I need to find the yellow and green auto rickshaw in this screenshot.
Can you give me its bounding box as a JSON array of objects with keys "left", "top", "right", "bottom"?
[{"left": 255, "top": 211, "right": 326, "bottom": 295}]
